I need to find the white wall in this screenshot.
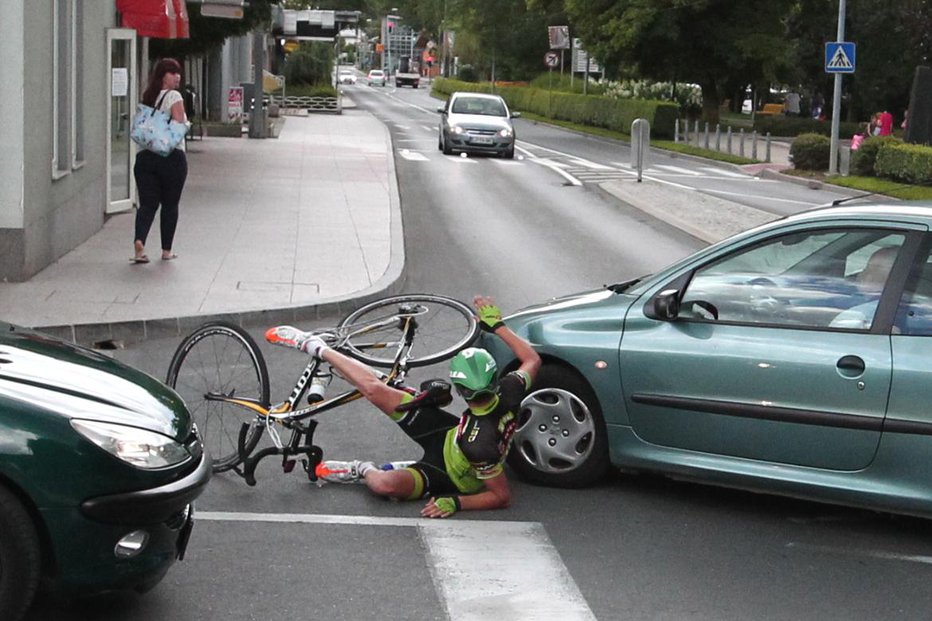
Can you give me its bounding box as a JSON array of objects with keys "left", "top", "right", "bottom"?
[{"left": 0, "top": 1, "right": 25, "bottom": 228}]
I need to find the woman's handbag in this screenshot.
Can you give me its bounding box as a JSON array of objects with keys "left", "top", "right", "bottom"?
[{"left": 130, "top": 92, "right": 188, "bottom": 156}]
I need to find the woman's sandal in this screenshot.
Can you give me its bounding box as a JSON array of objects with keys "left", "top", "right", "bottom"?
[{"left": 130, "top": 255, "right": 150, "bottom": 264}]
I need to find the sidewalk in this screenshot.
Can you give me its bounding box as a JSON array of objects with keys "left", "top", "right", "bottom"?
[{"left": 0, "top": 105, "right": 405, "bottom": 345}]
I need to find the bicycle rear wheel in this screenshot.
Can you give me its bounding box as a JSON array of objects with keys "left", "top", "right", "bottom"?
[
  {"left": 338, "top": 294, "right": 479, "bottom": 368},
  {"left": 166, "top": 322, "right": 269, "bottom": 473}
]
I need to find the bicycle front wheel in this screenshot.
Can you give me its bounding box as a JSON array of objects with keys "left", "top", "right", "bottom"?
[
  {"left": 338, "top": 294, "right": 479, "bottom": 368},
  {"left": 166, "top": 322, "right": 270, "bottom": 472}
]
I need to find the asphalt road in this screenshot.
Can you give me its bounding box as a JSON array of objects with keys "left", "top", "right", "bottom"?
[{"left": 26, "top": 83, "right": 932, "bottom": 621}]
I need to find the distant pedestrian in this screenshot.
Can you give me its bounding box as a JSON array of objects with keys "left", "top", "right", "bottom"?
[
  {"left": 878, "top": 110, "right": 894, "bottom": 136},
  {"left": 810, "top": 92, "right": 824, "bottom": 119},
  {"left": 132, "top": 58, "right": 188, "bottom": 264},
  {"left": 868, "top": 112, "right": 882, "bottom": 136},
  {"left": 851, "top": 123, "right": 869, "bottom": 151},
  {"left": 784, "top": 90, "right": 801, "bottom": 117},
  {"left": 901, "top": 109, "right": 909, "bottom": 132}
]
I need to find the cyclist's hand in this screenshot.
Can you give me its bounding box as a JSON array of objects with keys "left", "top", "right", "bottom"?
[
  {"left": 300, "top": 335, "right": 330, "bottom": 358},
  {"left": 421, "top": 496, "right": 459, "bottom": 518},
  {"left": 474, "top": 296, "right": 504, "bottom": 332}
]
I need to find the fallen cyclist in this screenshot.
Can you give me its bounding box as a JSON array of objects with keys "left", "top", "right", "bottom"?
[{"left": 266, "top": 295, "right": 541, "bottom": 518}]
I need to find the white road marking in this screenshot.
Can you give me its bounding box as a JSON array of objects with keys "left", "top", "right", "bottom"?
[
  {"left": 700, "top": 167, "right": 750, "bottom": 178},
  {"left": 399, "top": 149, "right": 429, "bottom": 161},
  {"left": 702, "top": 188, "right": 815, "bottom": 206},
  {"left": 786, "top": 541, "right": 932, "bottom": 565},
  {"left": 568, "top": 158, "right": 616, "bottom": 170},
  {"left": 653, "top": 164, "right": 703, "bottom": 176},
  {"left": 198, "top": 512, "right": 595, "bottom": 621},
  {"left": 528, "top": 158, "right": 583, "bottom": 185},
  {"left": 422, "top": 125, "right": 435, "bottom": 132}
]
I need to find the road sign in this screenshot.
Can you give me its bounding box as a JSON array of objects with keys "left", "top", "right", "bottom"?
[
  {"left": 544, "top": 51, "right": 560, "bottom": 68},
  {"left": 825, "top": 42, "right": 856, "bottom": 73},
  {"left": 548, "top": 26, "right": 570, "bottom": 50}
]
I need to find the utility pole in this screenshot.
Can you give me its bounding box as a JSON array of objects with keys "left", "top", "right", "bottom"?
[
  {"left": 828, "top": 0, "right": 846, "bottom": 175},
  {"left": 249, "top": 29, "right": 266, "bottom": 139}
]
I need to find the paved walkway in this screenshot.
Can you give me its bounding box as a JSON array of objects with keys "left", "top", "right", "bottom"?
[{"left": 0, "top": 107, "right": 404, "bottom": 344}]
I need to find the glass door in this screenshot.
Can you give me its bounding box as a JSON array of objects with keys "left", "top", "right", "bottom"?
[{"left": 106, "top": 29, "right": 137, "bottom": 214}]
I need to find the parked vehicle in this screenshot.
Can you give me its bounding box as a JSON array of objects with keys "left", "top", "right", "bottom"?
[
  {"left": 437, "top": 92, "right": 519, "bottom": 158},
  {"left": 0, "top": 323, "right": 209, "bottom": 620},
  {"left": 482, "top": 201, "right": 932, "bottom": 519},
  {"left": 394, "top": 57, "right": 420, "bottom": 88},
  {"left": 367, "top": 69, "right": 386, "bottom": 87}
]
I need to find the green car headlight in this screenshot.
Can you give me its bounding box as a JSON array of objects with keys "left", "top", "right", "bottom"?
[{"left": 72, "top": 420, "right": 191, "bottom": 469}]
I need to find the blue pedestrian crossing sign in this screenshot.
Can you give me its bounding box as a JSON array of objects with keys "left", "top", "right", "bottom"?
[{"left": 825, "top": 42, "right": 856, "bottom": 73}]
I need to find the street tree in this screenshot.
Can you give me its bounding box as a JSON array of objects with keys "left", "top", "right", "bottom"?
[
  {"left": 563, "top": 0, "right": 796, "bottom": 124},
  {"left": 151, "top": 0, "right": 275, "bottom": 58}
]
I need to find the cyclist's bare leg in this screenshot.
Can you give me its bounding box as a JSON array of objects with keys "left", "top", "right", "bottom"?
[{"left": 362, "top": 468, "right": 417, "bottom": 499}]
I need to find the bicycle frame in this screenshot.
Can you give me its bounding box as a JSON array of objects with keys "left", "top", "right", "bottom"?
[{"left": 206, "top": 310, "right": 420, "bottom": 486}]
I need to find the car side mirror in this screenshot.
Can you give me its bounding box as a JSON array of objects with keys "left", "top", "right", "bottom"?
[
  {"left": 511, "top": 111, "right": 521, "bottom": 118},
  {"left": 645, "top": 289, "right": 681, "bottom": 321},
  {"left": 437, "top": 106, "right": 446, "bottom": 114}
]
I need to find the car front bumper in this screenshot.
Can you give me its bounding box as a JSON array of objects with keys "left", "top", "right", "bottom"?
[
  {"left": 43, "top": 452, "right": 210, "bottom": 594},
  {"left": 446, "top": 133, "right": 514, "bottom": 154}
]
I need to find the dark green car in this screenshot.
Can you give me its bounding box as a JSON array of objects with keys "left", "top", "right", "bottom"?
[
  {"left": 0, "top": 323, "right": 210, "bottom": 620},
  {"left": 483, "top": 202, "right": 932, "bottom": 519}
]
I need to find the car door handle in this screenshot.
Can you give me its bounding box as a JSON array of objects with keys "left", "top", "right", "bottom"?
[{"left": 837, "top": 355, "right": 865, "bottom": 373}]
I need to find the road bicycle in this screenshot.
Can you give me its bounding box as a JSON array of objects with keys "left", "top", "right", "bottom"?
[{"left": 165, "top": 294, "right": 479, "bottom": 485}]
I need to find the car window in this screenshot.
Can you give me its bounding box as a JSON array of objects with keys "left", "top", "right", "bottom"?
[
  {"left": 680, "top": 229, "right": 906, "bottom": 329},
  {"left": 895, "top": 241, "right": 932, "bottom": 335},
  {"left": 451, "top": 97, "right": 505, "bottom": 116}
]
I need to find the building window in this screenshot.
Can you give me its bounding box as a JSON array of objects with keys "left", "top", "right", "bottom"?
[{"left": 52, "top": 0, "right": 82, "bottom": 177}]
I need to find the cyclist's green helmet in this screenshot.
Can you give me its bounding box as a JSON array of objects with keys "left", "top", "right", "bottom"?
[{"left": 448, "top": 347, "right": 498, "bottom": 401}]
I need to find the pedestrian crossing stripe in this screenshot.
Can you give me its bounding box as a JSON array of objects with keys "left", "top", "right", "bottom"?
[{"left": 828, "top": 47, "right": 852, "bottom": 69}]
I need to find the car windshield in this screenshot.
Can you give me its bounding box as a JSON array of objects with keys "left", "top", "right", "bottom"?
[
  {"left": 451, "top": 97, "right": 506, "bottom": 117},
  {"left": 370, "top": 71, "right": 383, "bottom": 76}
]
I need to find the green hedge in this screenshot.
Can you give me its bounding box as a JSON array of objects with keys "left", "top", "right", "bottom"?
[
  {"left": 432, "top": 78, "right": 679, "bottom": 139},
  {"left": 790, "top": 133, "right": 831, "bottom": 170},
  {"left": 850, "top": 135, "right": 902, "bottom": 176},
  {"left": 753, "top": 115, "right": 860, "bottom": 138},
  {"left": 875, "top": 142, "right": 932, "bottom": 184}
]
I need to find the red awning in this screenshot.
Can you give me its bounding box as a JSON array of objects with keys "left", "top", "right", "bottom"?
[{"left": 117, "top": 0, "right": 190, "bottom": 39}]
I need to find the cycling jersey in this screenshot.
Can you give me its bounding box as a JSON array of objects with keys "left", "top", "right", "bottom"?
[{"left": 394, "top": 370, "right": 531, "bottom": 497}]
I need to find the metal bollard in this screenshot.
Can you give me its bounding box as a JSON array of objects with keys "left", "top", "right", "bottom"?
[
  {"left": 694, "top": 120, "right": 700, "bottom": 147},
  {"left": 739, "top": 128, "right": 745, "bottom": 158},
  {"left": 752, "top": 131, "right": 758, "bottom": 160},
  {"left": 839, "top": 146, "right": 851, "bottom": 176},
  {"left": 765, "top": 132, "right": 772, "bottom": 163},
  {"left": 715, "top": 125, "right": 721, "bottom": 152},
  {"left": 727, "top": 127, "right": 733, "bottom": 154},
  {"left": 704, "top": 123, "right": 710, "bottom": 149},
  {"left": 675, "top": 118, "right": 680, "bottom": 143}
]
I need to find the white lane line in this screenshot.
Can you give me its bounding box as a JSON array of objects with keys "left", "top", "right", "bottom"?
[
  {"left": 421, "top": 125, "right": 435, "bottom": 132},
  {"left": 423, "top": 520, "right": 596, "bottom": 621},
  {"left": 568, "top": 158, "right": 616, "bottom": 170},
  {"left": 700, "top": 167, "right": 750, "bottom": 178},
  {"left": 199, "top": 512, "right": 596, "bottom": 621},
  {"left": 399, "top": 149, "right": 429, "bottom": 161},
  {"left": 653, "top": 164, "right": 702, "bottom": 176},
  {"left": 528, "top": 158, "right": 583, "bottom": 185},
  {"left": 786, "top": 541, "right": 932, "bottom": 565}
]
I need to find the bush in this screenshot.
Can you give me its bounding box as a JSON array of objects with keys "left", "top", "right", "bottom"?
[
  {"left": 753, "top": 115, "right": 860, "bottom": 138},
  {"left": 790, "top": 133, "right": 831, "bottom": 170},
  {"left": 458, "top": 64, "right": 479, "bottom": 82},
  {"left": 875, "top": 142, "right": 932, "bottom": 184},
  {"left": 528, "top": 73, "right": 606, "bottom": 95},
  {"left": 282, "top": 43, "right": 333, "bottom": 86},
  {"left": 431, "top": 78, "right": 680, "bottom": 139},
  {"left": 278, "top": 84, "right": 337, "bottom": 98},
  {"left": 850, "top": 135, "right": 902, "bottom": 176}
]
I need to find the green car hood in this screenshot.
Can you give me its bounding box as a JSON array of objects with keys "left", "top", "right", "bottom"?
[{"left": 0, "top": 323, "right": 189, "bottom": 440}]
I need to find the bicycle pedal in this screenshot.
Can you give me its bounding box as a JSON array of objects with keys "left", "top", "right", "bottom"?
[{"left": 282, "top": 459, "right": 296, "bottom": 473}]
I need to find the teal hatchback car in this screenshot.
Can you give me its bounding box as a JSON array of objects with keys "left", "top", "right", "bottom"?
[
  {"left": 0, "top": 324, "right": 209, "bottom": 620},
  {"left": 483, "top": 202, "right": 932, "bottom": 518}
]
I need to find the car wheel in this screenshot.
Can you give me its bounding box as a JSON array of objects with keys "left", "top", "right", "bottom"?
[
  {"left": 508, "top": 365, "right": 610, "bottom": 487},
  {"left": 0, "top": 485, "right": 41, "bottom": 621},
  {"left": 503, "top": 145, "right": 515, "bottom": 159},
  {"left": 441, "top": 133, "right": 453, "bottom": 155}
]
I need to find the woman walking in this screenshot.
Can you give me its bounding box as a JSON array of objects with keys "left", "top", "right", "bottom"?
[{"left": 132, "top": 58, "right": 188, "bottom": 263}]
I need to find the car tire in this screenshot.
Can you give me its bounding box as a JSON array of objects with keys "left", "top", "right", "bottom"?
[
  {"left": 508, "top": 365, "right": 610, "bottom": 487},
  {"left": 503, "top": 145, "right": 515, "bottom": 159},
  {"left": 441, "top": 134, "right": 453, "bottom": 155},
  {"left": 0, "top": 485, "right": 41, "bottom": 621}
]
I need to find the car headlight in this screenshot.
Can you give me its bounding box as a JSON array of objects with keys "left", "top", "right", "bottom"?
[
  {"left": 72, "top": 420, "right": 191, "bottom": 469},
  {"left": 498, "top": 128, "right": 513, "bottom": 138},
  {"left": 451, "top": 125, "right": 464, "bottom": 135}
]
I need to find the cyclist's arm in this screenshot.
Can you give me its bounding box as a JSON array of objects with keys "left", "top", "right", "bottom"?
[
  {"left": 319, "top": 348, "right": 406, "bottom": 415},
  {"left": 492, "top": 325, "right": 540, "bottom": 382},
  {"left": 421, "top": 472, "right": 511, "bottom": 518}
]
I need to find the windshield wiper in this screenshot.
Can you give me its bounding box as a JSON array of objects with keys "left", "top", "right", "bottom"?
[{"left": 606, "top": 277, "right": 646, "bottom": 293}]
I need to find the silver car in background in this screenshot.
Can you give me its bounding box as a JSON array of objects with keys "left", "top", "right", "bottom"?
[
  {"left": 367, "top": 69, "right": 386, "bottom": 87},
  {"left": 437, "top": 92, "right": 519, "bottom": 159}
]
